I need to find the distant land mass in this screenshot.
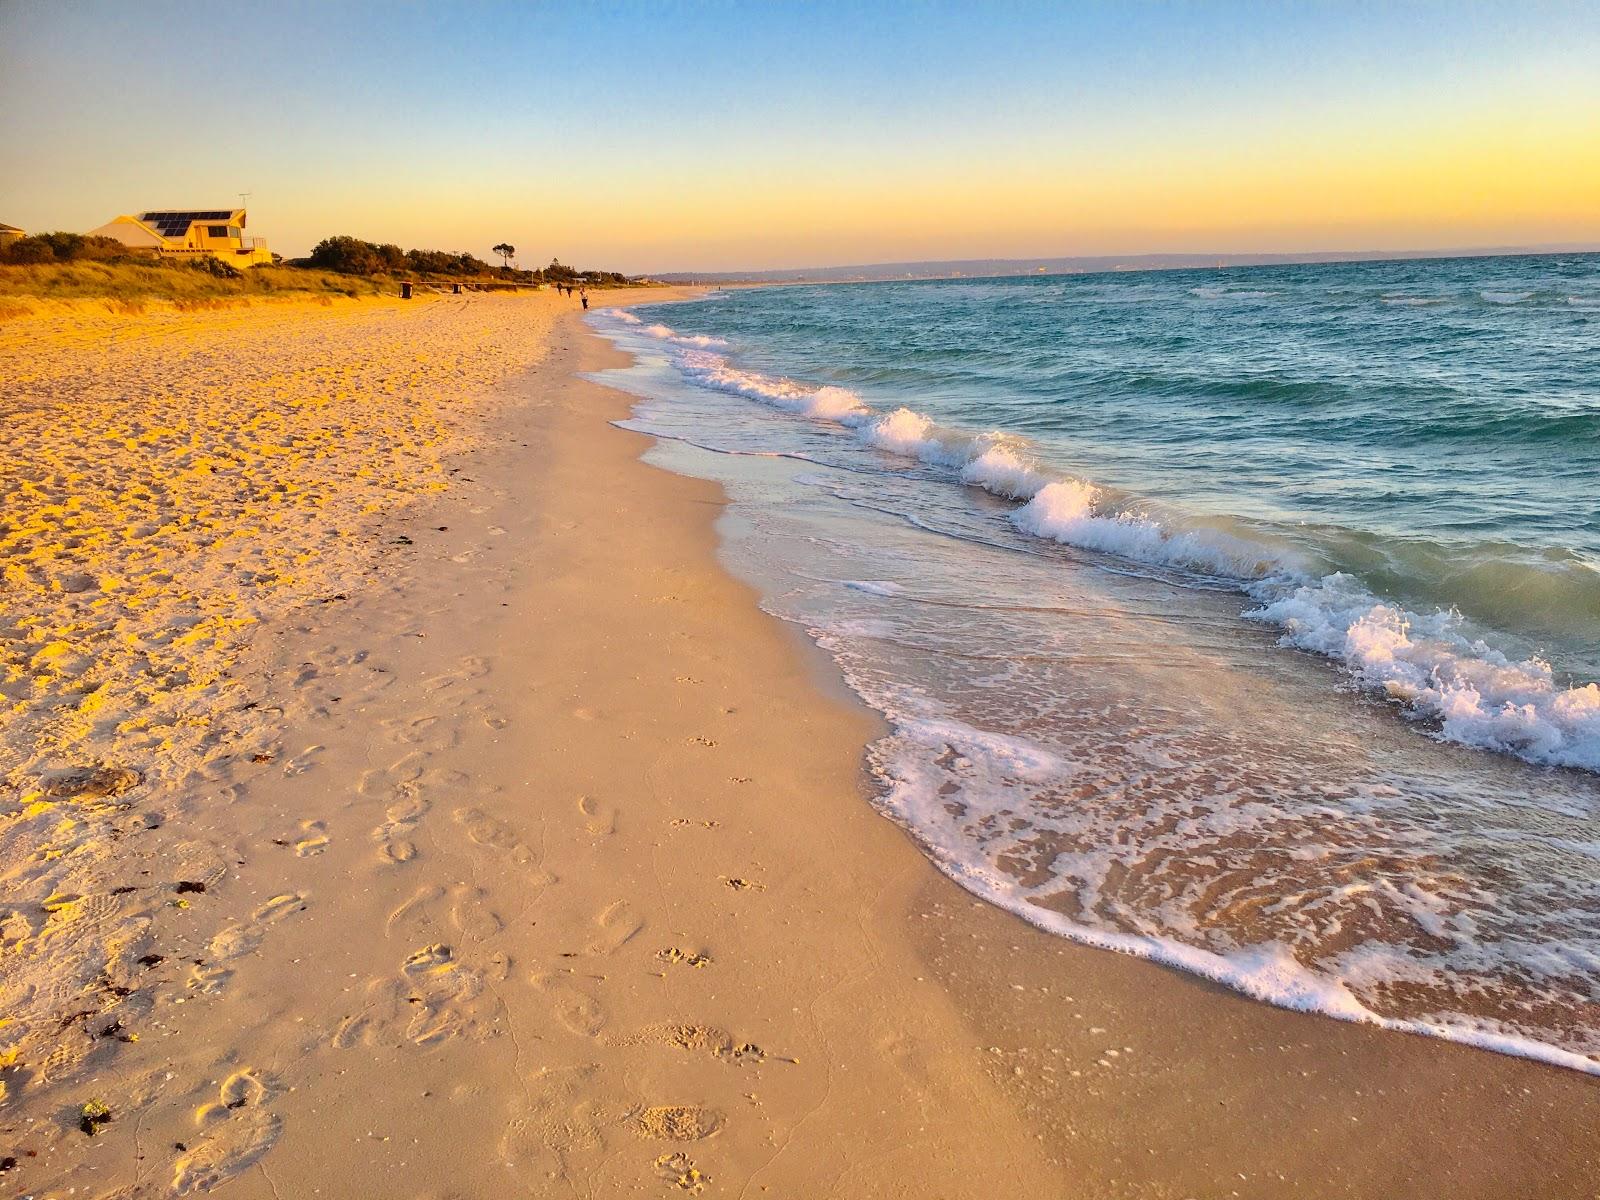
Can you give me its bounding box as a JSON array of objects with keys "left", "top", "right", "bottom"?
[{"left": 653, "top": 244, "right": 1600, "bottom": 284}]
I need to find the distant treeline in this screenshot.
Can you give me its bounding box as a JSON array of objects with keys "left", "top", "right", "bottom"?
[
  {"left": 297, "top": 236, "right": 632, "bottom": 285},
  {"left": 0, "top": 230, "right": 634, "bottom": 287}
]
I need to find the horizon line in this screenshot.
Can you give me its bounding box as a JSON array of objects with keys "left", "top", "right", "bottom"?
[{"left": 647, "top": 241, "right": 1600, "bottom": 281}]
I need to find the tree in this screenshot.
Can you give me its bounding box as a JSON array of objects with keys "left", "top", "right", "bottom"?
[
  {"left": 492, "top": 242, "right": 515, "bottom": 269},
  {"left": 308, "top": 235, "right": 384, "bottom": 275}
]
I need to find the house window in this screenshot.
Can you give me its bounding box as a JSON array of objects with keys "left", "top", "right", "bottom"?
[{"left": 207, "top": 225, "right": 229, "bottom": 237}]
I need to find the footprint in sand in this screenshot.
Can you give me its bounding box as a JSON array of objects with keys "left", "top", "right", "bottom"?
[
  {"left": 577, "top": 794, "right": 616, "bottom": 836},
  {"left": 623, "top": 1023, "right": 784, "bottom": 1067},
  {"left": 655, "top": 1151, "right": 710, "bottom": 1193},
  {"left": 372, "top": 786, "right": 431, "bottom": 864},
  {"left": 454, "top": 806, "right": 534, "bottom": 864},
  {"left": 333, "top": 943, "right": 495, "bottom": 1049},
  {"left": 421, "top": 656, "right": 491, "bottom": 697},
  {"left": 294, "top": 819, "right": 329, "bottom": 856},
  {"left": 636, "top": 1105, "right": 722, "bottom": 1141},
  {"left": 361, "top": 752, "right": 438, "bottom": 863},
  {"left": 657, "top": 947, "right": 712, "bottom": 969},
  {"left": 39, "top": 765, "right": 144, "bottom": 801},
  {"left": 386, "top": 884, "right": 502, "bottom": 944},
  {"left": 280, "top": 744, "right": 325, "bottom": 776},
  {"left": 500, "top": 1065, "right": 622, "bottom": 1180},
  {"left": 531, "top": 969, "right": 607, "bottom": 1038},
  {"left": 360, "top": 753, "right": 425, "bottom": 798},
  {"left": 171, "top": 1069, "right": 281, "bottom": 1194},
  {"left": 253, "top": 894, "right": 307, "bottom": 923},
  {"left": 165, "top": 840, "right": 231, "bottom": 892},
  {"left": 399, "top": 944, "right": 486, "bottom": 1045},
  {"left": 380, "top": 713, "right": 445, "bottom": 747},
  {"left": 188, "top": 894, "right": 306, "bottom": 994},
  {"left": 585, "top": 900, "right": 643, "bottom": 956}
]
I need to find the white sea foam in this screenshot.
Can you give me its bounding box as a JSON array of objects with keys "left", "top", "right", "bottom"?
[
  {"left": 843, "top": 579, "right": 903, "bottom": 596},
  {"left": 1246, "top": 575, "right": 1600, "bottom": 772},
  {"left": 670, "top": 345, "right": 870, "bottom": 421},
  {"left": 959, "top": 443, "right": 1052, "bottom": 499},
  {"left": 1482, "top": 290, "right": 1534, "bottom": 304},
  {"left": 1192, "top": 286, "right": 1277, "bottom": 300},
  {"left": 641, "top": 322, "right": 728, "bottom": 348},
  {"left": 600, "top": 310, "right": 1600, "bottom": 1076},
  {"left": 609, "top": 314, "right": 1600, "bottom": 775},
  {"left": 870, "top": 714, "right": 1600, "bottom": 1075},
  {"left": 1013, "top": 480, "right": 1283, "bottom": 579}
]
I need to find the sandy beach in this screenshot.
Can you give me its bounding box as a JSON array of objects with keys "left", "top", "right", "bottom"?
[{"left": 3, "top": 290, "right": 1598, "bottom": 1199}]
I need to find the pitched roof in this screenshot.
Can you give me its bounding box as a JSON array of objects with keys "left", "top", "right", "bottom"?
[{"left": 138, "top": 210, "right": 241, "bottom": 238}]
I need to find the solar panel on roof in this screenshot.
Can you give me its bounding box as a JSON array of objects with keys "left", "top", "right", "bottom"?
[{"left": 139, "top": 210, "right": 237, "bottom": 239}]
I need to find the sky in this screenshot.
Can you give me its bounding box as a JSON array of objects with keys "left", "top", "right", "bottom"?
[{"left": 2, "top": 0, "right": 1598, "bottom": 273}]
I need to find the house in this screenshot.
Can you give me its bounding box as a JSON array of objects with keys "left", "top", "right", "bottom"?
[
  {"left": 0, "top": 222, "right": 23, "bottom": 250},
  {"left": 87, "top": 208, "right": 273, "bottom": 267}
]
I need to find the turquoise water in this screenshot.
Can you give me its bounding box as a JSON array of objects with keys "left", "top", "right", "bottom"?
[
  {"left": 593, "top": 254, "right": 1600, "bottom": 1073},
  {"left": 652, "top": 256, "right": 1600, "bottom": 678}
]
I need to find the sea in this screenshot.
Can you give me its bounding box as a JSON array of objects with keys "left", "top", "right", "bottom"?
[{"left": 590, "top": 253, "right": 1600, "bottom": 1074}]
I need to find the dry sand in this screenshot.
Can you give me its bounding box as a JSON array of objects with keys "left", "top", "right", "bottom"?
[{"left": 1, "top": 290, "right": 1596, "bottom": 1198}]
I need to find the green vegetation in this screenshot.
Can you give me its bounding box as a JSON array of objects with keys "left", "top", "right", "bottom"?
[
  {"left": 0, "top": 230, "right": 381, "bottom": 308},
  {"left": 1, "top": 232, "right": 138, "bottom": 265},
  {"left": 538, "top": 257, "right": 633, "bottom": 287},
  {"left": 301, "top": 235, "right": 493, "bottom": 278},
  {"left": 0, "top": 228, "right": 642, "bottom": 315},
  {"left": 0, "top": 258, "right": 386, "bottom": 309},
  {"left": 299, "top": 235, "right": 634, "bottom": 286}
]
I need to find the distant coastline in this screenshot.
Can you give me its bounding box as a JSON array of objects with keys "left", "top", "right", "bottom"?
[{"left": 655, "top": 243, "right": 1600, "bottom": 285}]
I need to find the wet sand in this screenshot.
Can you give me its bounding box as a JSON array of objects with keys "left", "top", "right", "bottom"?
[{"left": 1, "top": 290, "right": 1595, "bottom": 1197}]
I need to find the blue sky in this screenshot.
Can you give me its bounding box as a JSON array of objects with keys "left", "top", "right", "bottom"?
[{"left": 3, "top": 1, "right": 1597, "bottom": 271}]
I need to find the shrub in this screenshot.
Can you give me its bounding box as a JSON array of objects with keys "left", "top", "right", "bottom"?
[
  {"left": 307, "top": 235, "right": 387, "bottom": 275},
  {"left": 186, "top": 255, "right": 242, "bottom": 279},
  {"left": 2, "top": 237, "right": 56, "bottom": 264},
  {"left": 0, "top": 232, "right": 136, "bottom": 264}
]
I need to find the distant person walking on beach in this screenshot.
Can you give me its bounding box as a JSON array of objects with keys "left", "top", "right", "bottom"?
[{"left": 581, "top": 292, "right": 589, "bottom": 310}]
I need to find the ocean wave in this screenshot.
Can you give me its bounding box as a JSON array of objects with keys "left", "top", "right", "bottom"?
[
  {"left": 872, "top": 718, "right": 1600, "bottom": 1075},
  {"left": 1245, "top": 575, "right": 1600, "bottom": 771},
  {"left": 673, "top": 348, "right": 868, "bottom": 420},
  {"left": 641, "top": 322, "right": 728, "bottom": 349},
  {"left": 842, "top": 579, "right": 903, "bottom": 596},
  {"left": 1191, "top": 286, "right": 1278, "bottom": 299},
  {"left": 602, "top": 311, "right": 1600, "bottom": 775}
]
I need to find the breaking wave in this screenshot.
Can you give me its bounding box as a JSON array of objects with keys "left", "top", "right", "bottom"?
[{"left": 602, "top": 311, "right": 1600, "bottom": 775}]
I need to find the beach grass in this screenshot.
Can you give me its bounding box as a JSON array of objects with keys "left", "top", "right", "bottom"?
[{"left": 0, "top": 259, "right": 390, "bottom": 317}]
